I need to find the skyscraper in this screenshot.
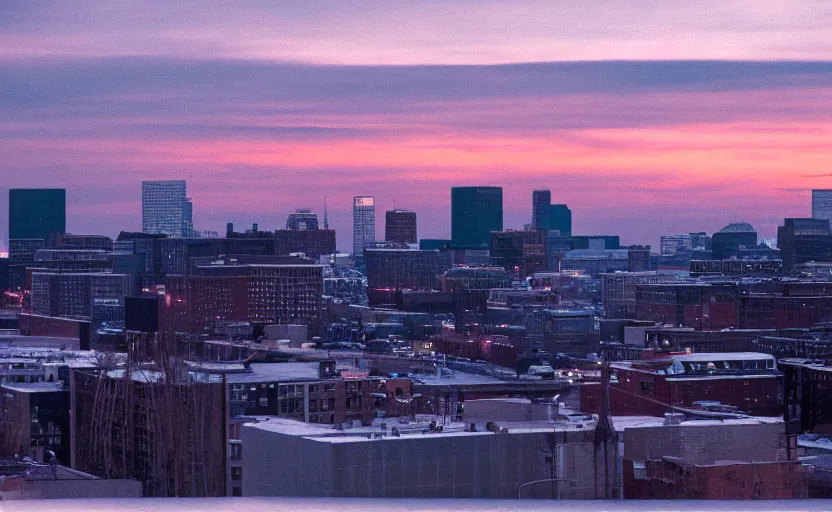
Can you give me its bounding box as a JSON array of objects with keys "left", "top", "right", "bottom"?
[
  {"left": 183, "top": 197, "right": 194, "bottom": 237},
  {"left": 532, "top": 189, "right": 551, "bottom": 231},
  {"left": 353, "top": 196, "right": 375, "bottom": 259},
  {"left": 8, "top": 189, "right": 66, "bottom": 290},
  {"left": 812, "top": 189, "right": 832, "bottom": 223},
  {"left": 142, "top": 180, "right": 187, "bottom": 237},
  {"left": 451, "top": 186, "right": 503, "bottom": 249},
  {"left": 286, "top": 209, "right": 320, "bottom": 231},
  {"left": 385, "top": 209, "right": 417, "bottom": 244},
  {"left": 9, "top": 188, "right": 66, "bottom": 240},
  {"left": 550, "top": 204, "right": 572, "bottom": 237}
]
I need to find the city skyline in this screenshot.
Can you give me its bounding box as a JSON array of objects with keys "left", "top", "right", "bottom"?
[
  {"left": 0, "top": 181, "right": 817, "bottom": 253},
  {"left": 2, "top": 3, "right": 831, "bottom": 250}
]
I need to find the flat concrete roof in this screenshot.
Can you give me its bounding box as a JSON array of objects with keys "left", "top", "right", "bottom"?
[
  {"left": 225, "top": 362, "right": 323, "bottom": 384},
  {"left": 2, "top": 382, "right": 65, "bottom": 393}
]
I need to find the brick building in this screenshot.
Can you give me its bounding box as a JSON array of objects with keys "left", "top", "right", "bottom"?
[
  {"left": 623, "top": 418, "right": 805, "bottom": 499},
  {"left": 165, "top": 255, "right": 323, "bottom": 335},
  {"left": 581, "top": 352, "right": 781, "bottom": 417}
]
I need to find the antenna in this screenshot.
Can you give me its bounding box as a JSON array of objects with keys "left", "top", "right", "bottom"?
[{"left": 323, "top": 195, "right": 329, "bottom": 229}]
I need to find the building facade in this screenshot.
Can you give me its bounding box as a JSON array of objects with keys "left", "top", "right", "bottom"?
[
  {"left": 550, "top": 204, "right": 572, "bottom": 237},
  {"left": 660, "top": 234, "right": 692, "bottom": 256},
  {"left": 141, "top": 180, "right": 187, "bottom": 238},
  {"left": 813, "top": 189, "right": 832, "bottom": 224},
  {"left": 365, "top": 248, "right": 452, "bottom": 293},
  {"left": 8, "top": 189, "right": 66, "bottom": 290},
  {"left": 275, "top": 229, "right": 336, "bottom": 259},
  {"left": 451, "top": 187, "right": 503, "bottom": 249},
  {"left": 352, "top": 196, "right": 375, "bottom": 261},
  {"left": 712, "top": 222, "right": 757, "bottom": 260},
  {"left": 286, "top": 209, "right": 319, "bottom": 231},
  {"left": 531, "top": 189, "right": 551, "bottom": 231},
  {"left": 384, "top": 209, "right": 417, "bottom": 244},
  {"left": 777, "top": 218, "right": 832, "bottom": 271}
]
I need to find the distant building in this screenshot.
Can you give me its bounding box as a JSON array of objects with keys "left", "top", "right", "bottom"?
[
  {"left": 8, "top": 189, "right": 66, "bottom": 290},
  {"left": 183, "top": 197, "right": 194, "bottom": 237},
  {"left": 712, "top": 222, "right": 757, "bottom": 260},
  {"left": 275, "top": 229, "right": 336, "bottom": 259},
  {"left": 286, "top": 209, "right": 319, "bottom": 231},
  {"left": 141, "top": 180, "right": 187, "bottom": 237},
  {"left": 352, "top": 196, "right": 375, "bottom": 261},
  {"left": 364, "top": 247, "right": 452, "bottom": 302},
  {"left": 550, "top": 204, "right": 572, "bottom": 237},
  {"left": 384, "top": 209, "right": 417, "bottom": 244},
  {"left": 9, "top": 189, "right": 66, "bottom": 241},
  {"left": 489, "top": 230, "right": 546, "bottom": 276},
  {"left": 689, "top": 231, "right": 712, "bottom": 251},
  {"left": 451, "top": 187, "right": 502, "bottom": 248},
  {"left": 601, "top": 271, "right": 675, "bottom": 319},
  {"left": 419, "top": 239, "right": 452, "bottom": 250},
  {"left": 777, "top": 218, "right": 832, "bottom": 271},
  {"left": 531, "top": 189, "right": 551, "bottom": 231},
  {"left": 813, "top": 189, "right": 832, "bottom": 224},
  {"left": 29, "top": 272, "right": 132, "bottom": 328},
  {"left": 172, "top": 255, "right": 324, "bottom": 334},
  {"left": 660, "top": 234, "right": 692, "bottom": 256}
]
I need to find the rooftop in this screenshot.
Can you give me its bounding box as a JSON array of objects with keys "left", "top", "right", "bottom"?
[{"left": 1, "top": 382, "right": 65, "bottom": 393}]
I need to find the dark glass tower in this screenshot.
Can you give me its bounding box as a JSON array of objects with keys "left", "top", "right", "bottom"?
[
  {"left": 550, "top": 204, "right": 572, "bottom": 237},
  {"left": 532, "top": 189, "right": 551, "bottom": 231},
  {"left": 9, "top": 189, "right": 66, "bottom": 239},
  {"left": 385, "top": 209, "right": 417, "bottom": 244},
  {"left": 451, "top": 186, "right": 503, "bottom": 249}
]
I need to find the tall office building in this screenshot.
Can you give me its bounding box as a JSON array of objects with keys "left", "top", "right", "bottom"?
[
  {"left": 353, "top": 196, "right": 376, "bottom": 259},
  {"left": 812, "top": 190, "right": 832, "bottom": 223},
  {"left": 286, "top": 209, "right": 319, "bottom": 231},
  {"left": 8, "top": 189, "right": 66, "bottom": 290},
  {"left": 532, "top": 190, "right": 552, "bottom": 231},
  {"left": 451, "top": 187, "right": 503, "bottom": 249},
  {"left": 183, "top": 198, "right": 194, "bottom": 237},
  {"left": 142, "top": 180, "right": 187, "bottom": 237},
  {"left": 550, "top": 204, "right": 572, "bottom": 237},
  {"left": 385, "top": 209, "right": 417, "bottom": 244},
  {"left": 9, "top": 189, "right": 66, "bottom": 240},
  {"left": 777, "top": 218, "right": 832, "bottom": 271}
]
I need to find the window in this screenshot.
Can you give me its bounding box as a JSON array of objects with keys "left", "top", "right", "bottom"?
[
  {"left": 231, "top": 467, "right": 242, "bottom": 481},
  {"left": 640, "top": 381, "right": 653, "bottom": 394},
  {"left": 309, "top": 400, "right": 318, "bottom": 412},
  {"left": 328, "top": 398, "right": 335, "bottom": 410},
  {"left": 229, "top": 443, "right": 242, "bottom": 461},
  {"left": 309, "top": 385, "right": 318, "bottom": 393},
  {"left": 324, "top": 384, "right": 335, "bottom": 392}
]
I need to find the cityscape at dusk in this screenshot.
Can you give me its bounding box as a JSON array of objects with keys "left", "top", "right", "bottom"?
[
  {"left": 3, "top": 1, "right": 832, "bottom": 509},
  {"left": 2, "top": 3, "right": 832, "bottom": 249}
]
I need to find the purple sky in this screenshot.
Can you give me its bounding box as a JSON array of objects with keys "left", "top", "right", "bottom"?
[{"left": 2, "top": 1, "right": 832, "bottom": 251}]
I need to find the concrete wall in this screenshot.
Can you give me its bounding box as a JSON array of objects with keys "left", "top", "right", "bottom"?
[
  {"left": 462, "top": 399, "right": 555, "bottom": 423},
  {"left": 1, "top": 478, "right": 143, "bottom": 500},
  {"left": 624, "top": 422, "right": 787, "bottom": 466},
  {"left": 242, "top": 425, "right": 610, "bottom": 499}
]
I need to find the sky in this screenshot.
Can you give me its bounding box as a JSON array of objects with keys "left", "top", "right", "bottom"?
[{"left": 2, "top": 1, "right": 832, "bottom": 251}]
